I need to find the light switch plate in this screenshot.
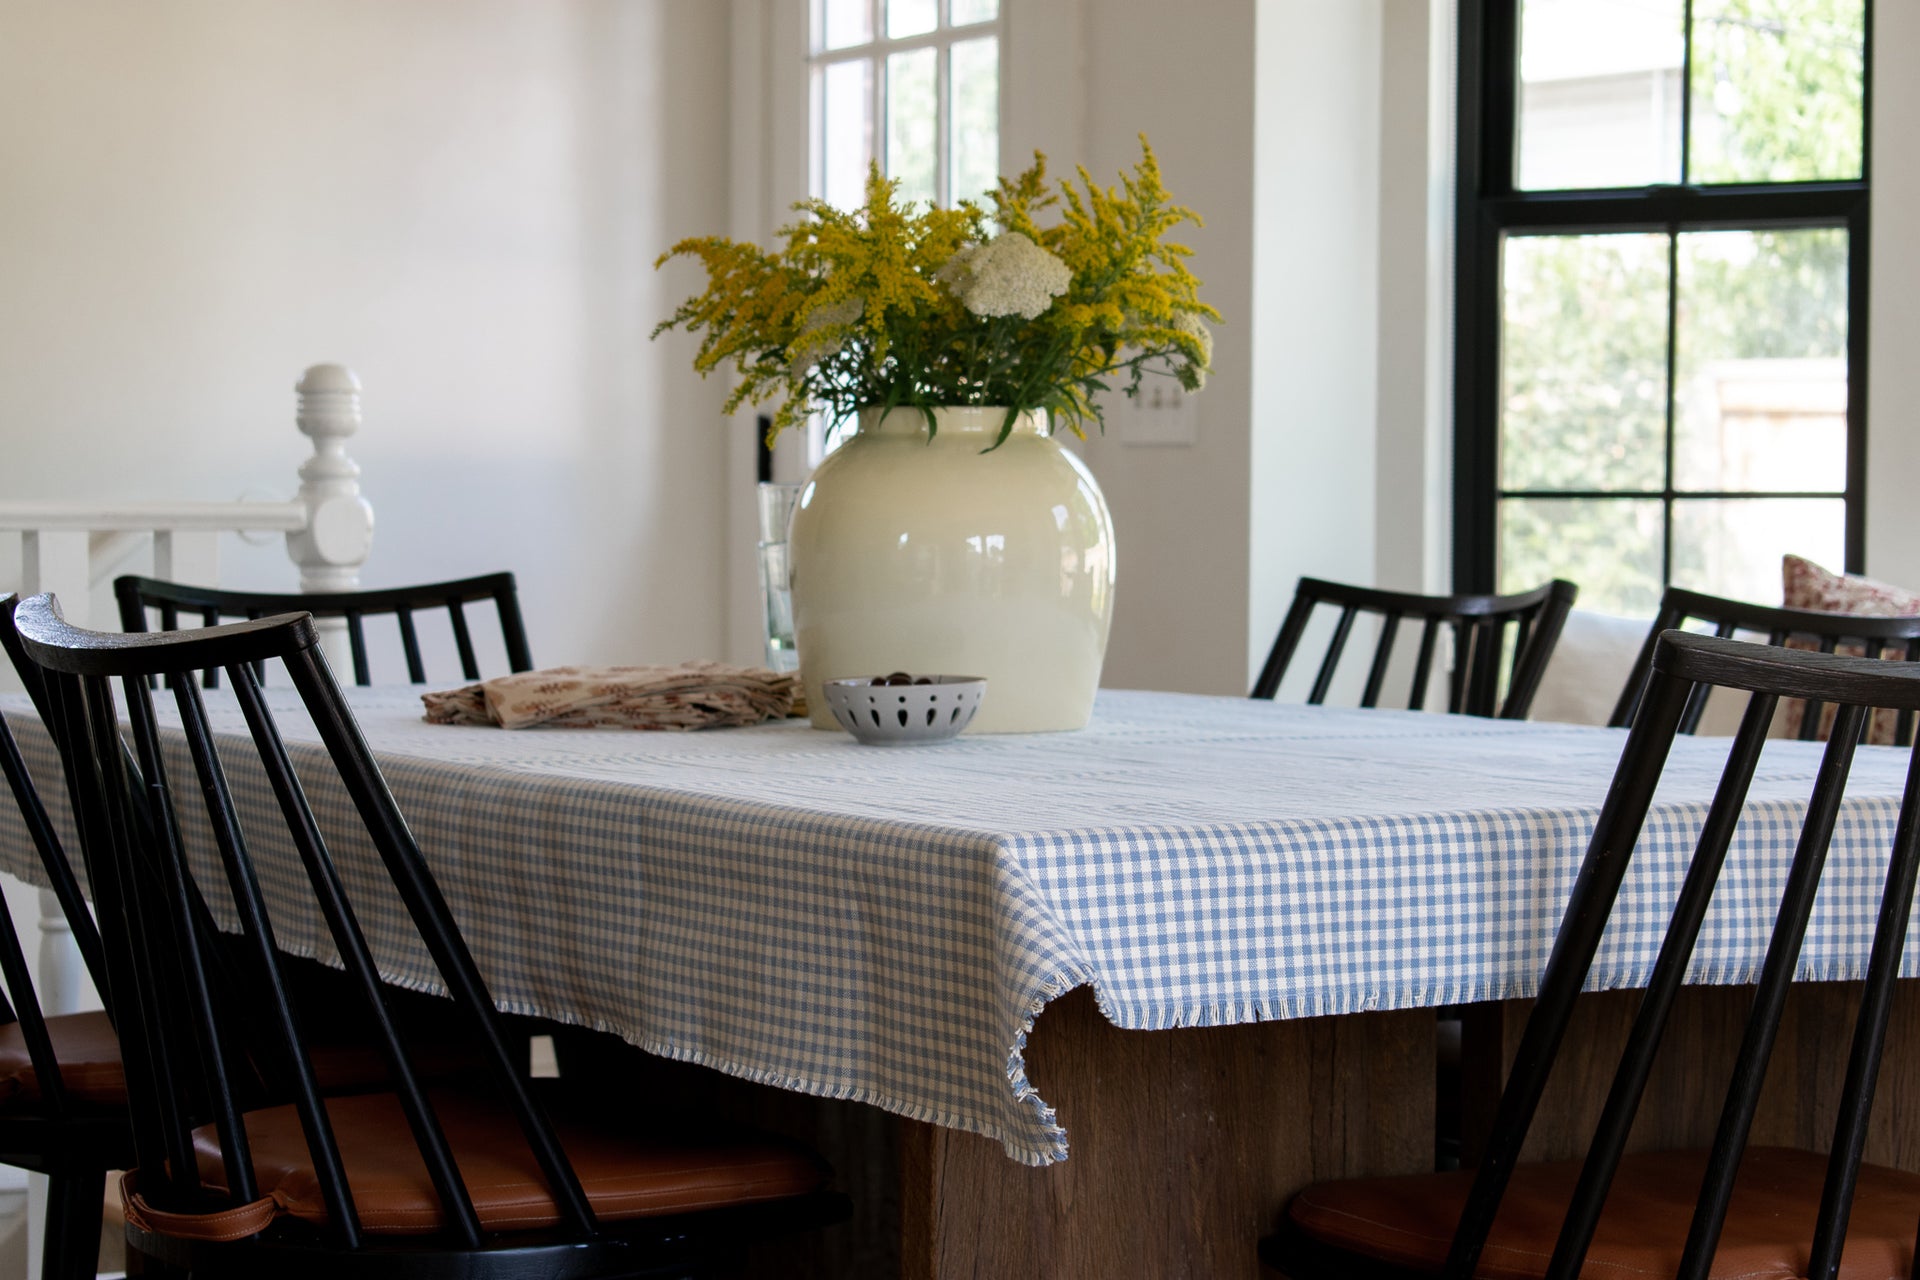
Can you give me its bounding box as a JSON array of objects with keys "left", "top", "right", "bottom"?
[{"left": 1110, "top": 381, "right": 1199, "bottom": 447}]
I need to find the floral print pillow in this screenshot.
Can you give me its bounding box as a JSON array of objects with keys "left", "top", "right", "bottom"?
[
  {"left": 1780, "top": 555, "right": 1920, "bottom": 744},
  {"left": 1784, "top": 554, "right": 1920, "bottom": 617}
]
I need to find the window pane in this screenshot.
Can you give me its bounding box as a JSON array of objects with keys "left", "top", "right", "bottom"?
[
  {"left": 950, "top": 38, "right": 998, "bottom": 205},
  {"left": 888, "top": 0, "right": 937, "bottom": 38},
  {"left": 950, "top": 0, "right": 999, "bottom": 25},
  {"left": 817, "top": 0, "right": 872, "bottom": 51},
  {"left": 886, "top": 48, "right": 938, "bottom": 207},
  {"left": 1500, "top": 232, "right": 1669, "bottom": 492},
  {"left": 820, "top": 59, "right": 875, "bottom": 211},
  {"left": 1516, "top": 0, "right": 1684, "bottom": 190},
  {"left": 1672, "top": 498, "right": 1845, "bottom": 603},
  {"left": 1500, "top": 498, "right": 1665, "bottom": 616},
  {"left": 1674, "top": 228, "right": 1848, "bottom": 492},
  {"left": 1689, "top": 0, "right": 1865, "bottom": 184}
]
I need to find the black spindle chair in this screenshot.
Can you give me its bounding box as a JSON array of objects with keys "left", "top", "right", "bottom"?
[
  {"left": 1611, "top": 585, "right": 1920, "bottom": 744},
  {"left": 1265, "top": 630, "right": 1920, "bottom": 1279},
  {"left": 0, "top": 597, "right": 133, "bottom": 1280},
  {"left": 1252, "top": 577, "right": 1578, "bottom": 719},
  {"left": 115, "top": 571, "right": 534, "bottom": 688},
  {"left": 16, "top": 594, "right": 844, "bottom": 1279}
]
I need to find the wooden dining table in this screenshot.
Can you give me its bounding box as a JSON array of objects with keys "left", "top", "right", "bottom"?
[{"left": 5, "top": 685, "right": 1919, "bottom": 1278}]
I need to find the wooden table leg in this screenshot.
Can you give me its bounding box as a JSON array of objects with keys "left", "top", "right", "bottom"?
[
  {"left": 548, "top": 990, "right": 1432, "bottom": 1279},
  {"left": 899, "top": 987, "right": 1433, "bottom": 1279}
]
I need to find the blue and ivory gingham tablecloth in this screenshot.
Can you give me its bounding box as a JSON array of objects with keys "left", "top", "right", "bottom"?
[{"left": 4, "top": 686, "right": 1917, "bottom": 1166}]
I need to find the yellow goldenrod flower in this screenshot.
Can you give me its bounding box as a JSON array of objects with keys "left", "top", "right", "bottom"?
[{"left": 653, "top": 135, "right": 1220, "bottom": 449}]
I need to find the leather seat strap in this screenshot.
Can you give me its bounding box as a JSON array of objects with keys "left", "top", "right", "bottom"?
[{"left": 121, "top": 1170, "right": 279, "bottom": 1243}]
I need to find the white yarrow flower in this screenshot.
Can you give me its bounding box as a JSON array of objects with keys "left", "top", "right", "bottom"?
[
  {"left": 1173, "top": 309, "right": 1214, "bottom": 367},
  {"left": 1167, "top": 310, "right": 1213, "bottom": 391},
  {"left": 938, "top": 232, "right": 1071, "bottom": 320}
]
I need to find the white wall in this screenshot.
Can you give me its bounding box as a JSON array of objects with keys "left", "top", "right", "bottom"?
[
  {"left": 1249, "top": 0, "right": 1384, "bottom": 693},
  {"left": 0, "top": 0, "right": 737, "bottom": 669},
  {"left": 1865, "top": 1, "right": 1920, "bottom": 590},
  {"left": 1073, "top": 0, "right": 1260, "bottom": 697},
  {"left": 1374, "top": 0, "right": 1454, "bottom": 597}
]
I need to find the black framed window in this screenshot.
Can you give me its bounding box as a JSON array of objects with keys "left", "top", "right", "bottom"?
[{"left": 1454, "top": 0, "right": 1871, "bottom": 615}]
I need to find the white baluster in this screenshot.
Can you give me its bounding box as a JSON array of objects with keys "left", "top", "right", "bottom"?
[
  {"left": 27, "top": 886, "right": 82, "bottom": 1280},
  {"left": 20, "top": 530, "right": 89, "bottom": 628},
  {"left": 286, "top": 364, "right": 375, "bottom": 671},
  {"left": 34, "top": 888, "right": 82, "bottom": 1015},
  {"left": 22, "top": 1175, "right": 40, "bottom": 1280}
]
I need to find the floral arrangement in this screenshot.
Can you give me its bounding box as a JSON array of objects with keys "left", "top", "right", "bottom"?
[{"left": 654, "top": 137, "right": 1217, "bottom": 450}]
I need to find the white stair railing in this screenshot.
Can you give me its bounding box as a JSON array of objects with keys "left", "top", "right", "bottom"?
[
  {"left": 0, "top": 360, "right": 377, "bottom": 1006},
  {"left": 0, "top": 363, "right": 375, "bottom": 627}
]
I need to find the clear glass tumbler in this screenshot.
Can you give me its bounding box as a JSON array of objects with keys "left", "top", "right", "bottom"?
[{"left": 757, "top": 482, "right": 804, "bottom": 673}]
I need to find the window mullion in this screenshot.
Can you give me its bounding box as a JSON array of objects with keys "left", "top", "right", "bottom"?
[
  {"left": 1481, "top": 185, "right": 1867, "bottom": 233},
  {"left": 936, "top": 43, "right": 951, "bottom": 208},
  {"left": 871, "top": 0, "right": 885, "bottom": 181},
  {"left": 1679, "top": 0, "right": 1695, "bottom": 184},
  {"left": 813, "top": 0, "right": 1002, "bottom": 211},
  {"left": 1486, "top": 0, "right": 1520, "bottom": 196},
  {"left": 1453, "top": 0, "right": 1504, "bottom": 594},
  {"left": 1662, "top": 229, "right": 1680, "bottom": 589},
  {"left": 1846, "top": 197, "right": 1871, "bottom": 573},
  {"left": 874, "top": 65, "right": 887, "bottom": 181},
  {"left": 1861, "top": 0, "right": 1876, "bottom": 184}
]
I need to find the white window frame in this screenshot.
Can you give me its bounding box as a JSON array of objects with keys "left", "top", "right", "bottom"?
[
  {"left": 800, "top": 0, "right": 1007, "bottom": 466},
  {"left": 806, "top": 0, "right": 1008, "bottom": 210}
]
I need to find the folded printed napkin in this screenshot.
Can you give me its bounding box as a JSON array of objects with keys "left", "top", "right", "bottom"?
[{"left": 421, "top": 662, "right": 796, "bottom": 730}]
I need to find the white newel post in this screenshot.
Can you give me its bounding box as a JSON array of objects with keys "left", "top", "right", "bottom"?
[{"left": 285, "top": 364, "right": 375, "bottom": 669}]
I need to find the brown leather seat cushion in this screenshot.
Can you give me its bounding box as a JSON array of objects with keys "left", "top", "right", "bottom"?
[
  {"left": 1287, "top": 1146, "right": 1918, "bottom": 1279},
  {"left": 0, "top": 1009, "right": 124, "bottom": 1105},
  {"left": 0, "top": 1011, "right": 474, "bottom": 1110},
  {"left": 192, "top": 1089, "right": 832, "bottom": 1234}
]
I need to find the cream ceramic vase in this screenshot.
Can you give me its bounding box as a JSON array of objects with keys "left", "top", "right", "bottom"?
[{"left": 789, "top": 406, "right": 1116, "bottom": 734}]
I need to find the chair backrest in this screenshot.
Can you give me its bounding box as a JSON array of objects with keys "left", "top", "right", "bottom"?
[
  {"left": 114, "top": 572, "right": 533, "bottom": 687},
  {"left": 1447, "top": 629, "right": 1920, "bottom": 1279},
  {"left": 0, "top": 595, "right": 114, "bottom": 1118},
  {"left": 16, "top": 593, "right": 592, "bottom": 1251},
  {"left": 1608, "top": 585, "right": 1920, "bottom": 742},
  {"left": 1251, "top": 577, "right": 1578, "bottom": 719},
  {"left": 6, "top": 594, "right": 321, "bottom": 1125}
]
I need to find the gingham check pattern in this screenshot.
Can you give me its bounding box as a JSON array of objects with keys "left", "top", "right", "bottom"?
[{"left": 4, "top": 687, "right": 1915, "bottom": 1166}]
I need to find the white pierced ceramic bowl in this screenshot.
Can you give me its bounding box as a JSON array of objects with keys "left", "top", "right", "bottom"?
[{"left": 822, "top": 675, "right": 988, "bottom": 745}]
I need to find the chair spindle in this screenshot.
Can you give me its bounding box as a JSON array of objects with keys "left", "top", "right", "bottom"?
[{"left": 1360, "top": 613, "right": 1401, "bottom": 708}]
